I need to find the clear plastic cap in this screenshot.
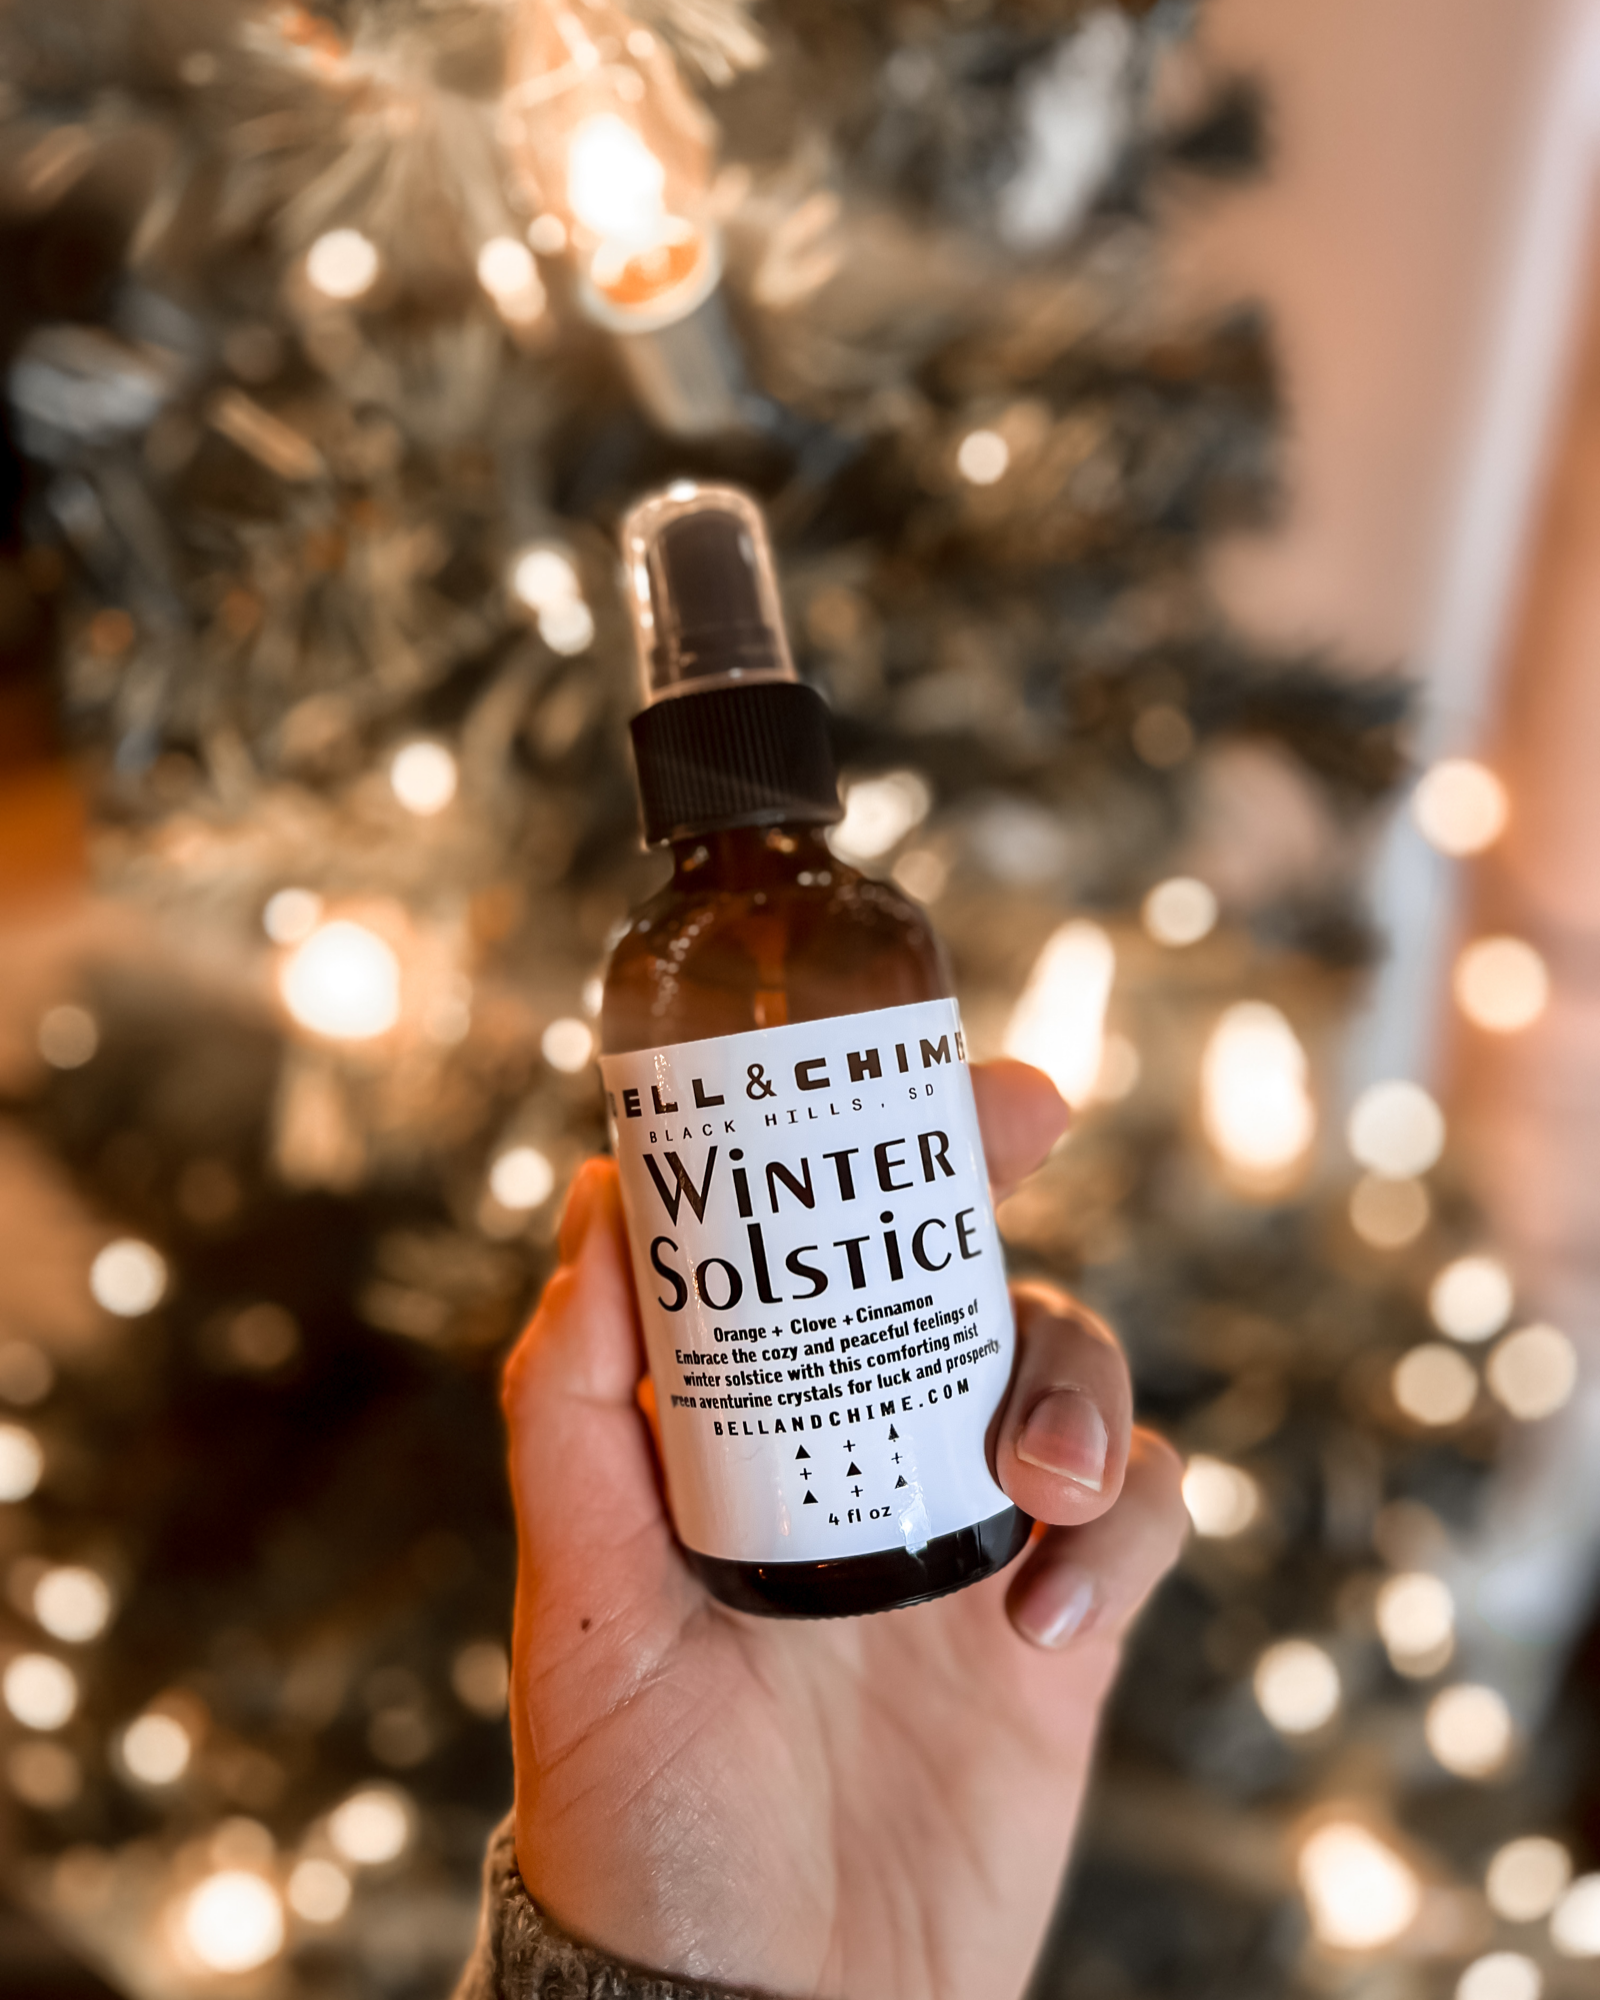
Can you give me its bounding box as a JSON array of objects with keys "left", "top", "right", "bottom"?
[{"left": 621, "top": 482, "right": 795, "bottom": 704}]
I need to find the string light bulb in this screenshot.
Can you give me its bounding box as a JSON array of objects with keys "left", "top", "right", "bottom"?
[
  {"left": 1004, "top": 921, "right": 1115, "bottom": 1108},
  {"left": 1486, "top": 1837, "right": 1571, "bottom": 1922},
  {"left": 1297, "top": 1821, "right": 1420, "bottom": 1949},
  {"left": 1413, "top": 758, "right": 1508, "bottom": 856},
  {"left": 1201, "top": 1002, "right": 1315, "bottom": 1186},
  {"left": 177, "top": 1870, "right": 284, "bottom": 1974},
  {"left": 279, "top": 921, "right": 401, "bottom": 1041},
  {"left": 506, "top": 4, "right": 718, "bottom": 329}
]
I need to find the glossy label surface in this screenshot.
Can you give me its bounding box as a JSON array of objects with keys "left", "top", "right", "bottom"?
[{"left": 601, "top": 999, "right": 1015, "bottom": 1563}]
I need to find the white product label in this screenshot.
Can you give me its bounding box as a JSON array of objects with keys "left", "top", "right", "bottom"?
[{"left": 601, "top": 1000, "right": 1016, "bottom": 1565}]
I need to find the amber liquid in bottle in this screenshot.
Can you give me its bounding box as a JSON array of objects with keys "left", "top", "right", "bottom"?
[
  {"left": 601, "top": 823, "right": 1031, "bottom": 1616},
  {"left": 602, "top": 480, "right": 1029, "bottom": 1617}
]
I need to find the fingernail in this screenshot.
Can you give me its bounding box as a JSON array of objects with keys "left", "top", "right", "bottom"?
[
  {"left": 1017, "top": 1389, "right": 1108, "bottom": 1492},
  {"left": 558, "top": 1163, "right": 604, "bottom": 1264},
  {"left": 1014, "top": 1567, "right": 1096, "bottom": 1650}
]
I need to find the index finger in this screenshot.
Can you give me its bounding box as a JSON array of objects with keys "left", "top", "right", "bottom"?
[{"left": 971, "top": 1058, "right": 1070, "bottom": 1193}]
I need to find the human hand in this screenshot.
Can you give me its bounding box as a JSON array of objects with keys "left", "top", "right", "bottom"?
[{"left": 501, "top": 1060, "right": 1187, "bottom": 2000}]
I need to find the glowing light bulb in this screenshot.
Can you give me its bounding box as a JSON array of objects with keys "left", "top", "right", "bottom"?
[
  {"left": 1486, "top": 1837, "right": 1571, "bottom": 1922},
  {"left": 1393, "top": 1344, "right": 1478, "bottom": 1427},
  {"left": 957, "top": 429, "right": 1010, "bottom": 485},
  {"left": 0, "top": 1424, "right": 44, "bottom": 1501},
  {"left": 1350, "top": 1174, "right": 1430, "bottom": 1248},
  {"left": 1425, "top": 1683, "right": 1514, "bottom": 1778},
  {"left": 569, "top": 114, "right": 666, "bottom": 245},
  {"left": 179, "top": 1870, "right": 284, "bottom": 1973},
  {"left": 830, "top": 772, "right": 933, "bottom": 863},
  {"left": 1487, "top": 1323, "right": 1578, "bottom": 1421},
  {"left": 1142, "top": 876, "right": 1218, "bottom": 947},
  {"left": 1003, "top": 921, "right": 1115, "bottom": 1108},
  {"left": 1455, "top": 937, "right": 1549, "bottom": 1033},
  {"left": 1551, "top": 1874, "right": 1600, "bottom": 1956},
  {"left": 1430, "top": 1255, "right": 1514, "bottom": 1342},
  {"left": 287, "top": 1857, "right": 351, "bottom": 1924},
  {"left": 37, "top": 1004, "right": 98, "bottom": 1068},
  {"left": 263, "top": 886, "right": 322, "bottom": 944},
  {"left": 389, "top": 740, "right": 458, "bottom": 816},
  {"left": 1181, "top": 1455, "right": 1260, "bottom": 1537},
  {"left": 1375, "top": 1572, "right": 1454, "bottom": 1675},
  {"left": 120, "top": 1712, "right": 191, "bottom": 1786},
  {"left": 33, "top": 1567, "right": 112, "bottom": 1643},
  {"left": 1456, "top": 1953, "right": 1542, "bottom": 2000},
  {"left": 1413, "top": 759, "right": 1508, "bottom": 856},
  {"left": 1201, "top": 1002, "right": 1315, "bottom": 1181},
  {"left": 1254, "top": 1639, "right": 1341, "bottom": 1735},
  {"left": 328, "top": 1786, "right": 411, "bottom": 1866},
  {"left": 280, "top": 922, "right": 401, "bottom": 1040},
  {"left": 488, "top": 1146, "right": 555, "bottom": 1212},
  {"left": 476, "top": 235, "right": 546, "bottom": 323},
  {"left": 541, "top": 1018, "right": 595, "bottom": 1072},
  {"left": 1348, "top": 1080, "right": 1445, "bottom": 1178},
  {"left": 306, "top": 228, "right": 379, "bottom": 301},
  {"left": 3, "top": 1653, "right": 78, "bottom": 1730},
  {"left": 89, "top": 1239, "right": 167, "bottom": 1316},
  {"left": 1298, "top": 1822, "right": 1420, "bottom": 1949}
]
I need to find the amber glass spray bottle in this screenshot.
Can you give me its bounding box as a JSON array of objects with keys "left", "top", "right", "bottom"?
[{"left": 599, "top": 483, "right": 1031, "bottom": 1616}]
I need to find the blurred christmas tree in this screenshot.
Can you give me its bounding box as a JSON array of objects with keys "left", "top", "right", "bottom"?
[{"left": 0, "top": 2, "right": 1594, "bottom": 1995}]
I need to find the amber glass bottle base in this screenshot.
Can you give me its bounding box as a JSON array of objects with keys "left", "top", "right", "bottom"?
[{"left": 685, "top": 1505, "right": 1033, "bottom": 1620}]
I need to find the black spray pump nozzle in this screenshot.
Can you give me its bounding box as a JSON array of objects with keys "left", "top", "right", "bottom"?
[{"left": 622, "top": 483, "right": 795, "bottom": 703}]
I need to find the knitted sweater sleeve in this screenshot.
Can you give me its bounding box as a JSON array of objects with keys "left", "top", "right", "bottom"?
[{"left": 452, "top": 1817, "right": 771, "bottom": 2000}]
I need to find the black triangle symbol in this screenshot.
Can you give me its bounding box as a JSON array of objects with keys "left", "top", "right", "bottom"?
[
  {"left": 895, "top": 1475, "right": 908, "bottom": 1488},
  {"left": 845, "top": 1461, "right": 862, "bottom": 1476},
  {"left": 802, "top": 1490, "right": 818, "bottom": 1504},
  {"left": 887, "top": 1426, "right": 900, "bottom": 1441},
  {"left": 795, "top": 1446, "right": 810, "bottom": 1460}
]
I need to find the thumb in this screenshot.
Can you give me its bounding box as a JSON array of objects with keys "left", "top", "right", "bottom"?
[{"left": 501, "top": 1160, "right": 689, "bottom": 1641}]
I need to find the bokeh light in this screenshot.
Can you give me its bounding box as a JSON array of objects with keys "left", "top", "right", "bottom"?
[
  {"left": 541, "top": 1017, "right": 595, "bottom": 1072},
  {"left": 1456, "top": 1953, "right": 1542, "bottom": 2000},
  {"left": 451, "top": 1639, "right": 510, "bottom": 1719},
  {"left": 389, "top": 740, "right": 458, "bottom": 816},
  {"left": 830, "top": 771, "right": 933, "bottom": 863},
  {"left": 487, "top": 1146, "right": 555, "bottom": 1212},
  {"left": 1298, "top": 1821, "right": 1420, "bottom": 1949},
  {"left": 1430, "top": 1255, "right": 1514, "bottom": 1342},
  {"left": 37, "top": 1004, "right": 98, "bottom": 1069},
  {"left": 1254, "top": 1639, "right": 1341, "bottom": 1735},
  {"left": 1393, "top": 1344, "right": 1478, "bottom": 1427},
  {"left": 1142, "top": 876, "right": 1218, "bottom": 946},
  {"left": 476, "top": 235, "right": 546, "bottom": 322},
  {"left": 3, "top": 1653, "right": 78, "bottom": 1730},
  {"left": 1487, "top": 1323, "right": 1578, "bottom": 1421},
  {"left": 509, "top": 545, "right": 580, "bottom": 613},
  {"left": 89, "top": 1238, "right": 167, "bottom": 1316},
  {"left": 1348, "top": 1080, "right": 1446, "bottom": 1177},
  {"left": 538, "top": 596, "right": 596, "bottom": 655},
  {"left": 956, "top": 428, "right": 1010, "bottom": 484},
  {"left": 1486, "top": 1836, "right": 1571, "bottom": 1922},
  {"left": 1550, "top": 1874, "right": 1600, "bottom": 1956},
  {"left": 263, "top": 886, "right": 322, "bottom": 944},
  {"left": 1425, "top": 1683, "right": 1514, "bottom": 1778},
  {"left": 33, "top": 1566, "right": 112, "bottom": 1643},
  {"left": 0, "top": 1423, "right": 44, "bottom": 1501},
  {"left": 1181, "top": 1455, "right": 1260, "bottom": 1538},
  {"left": 1350, "top": 1174, "right": 1431, "bottom": 1249},
  {"left": 1201, "top": 1003, "right": 1315, "bottom": 1178},
  {"left": 1375, "top": 1572, "right": 1454, "bottom": 1676},
  {"left": 1412, "top": 758, "right": 1508, "bottom": 856},
  {"left": 328, "top": 1785, "right": 411, "bottom": 1866},
  {"left": 1454, "top": 937, "right": 1549, "bottom": 1034},
  {"left": 280, "top": 922, "right": 401, "bottom": 1041},
  {"left": 1004, "top": 921, "right": 1115, "bottom": 1108},
  {"left": 306, "top": 227, "right": 379, "bottom": 300},
  {"left": 287, "top": 1857, "right": 352, "bottom": 1924},
  {"left": 120, "top": 1712, "right": 192, "bottom": 1786},
  {"left": 179, "top": 1870, "right": 285, "bottom": 1973}
]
